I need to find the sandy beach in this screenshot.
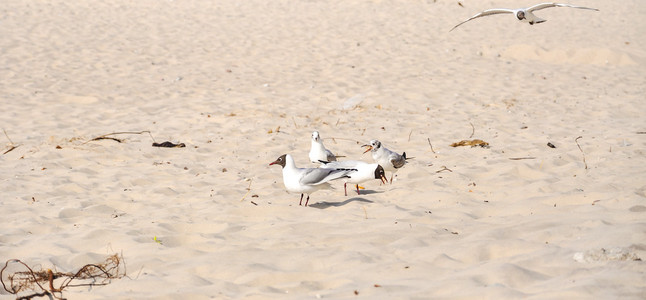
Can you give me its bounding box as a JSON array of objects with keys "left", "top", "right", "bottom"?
[{"left": 1, "top": 0, "right": 645, "bottom": 299}]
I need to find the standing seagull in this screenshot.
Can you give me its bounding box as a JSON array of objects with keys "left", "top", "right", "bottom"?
[
  {"left": 269, "top": 154, "right": 356, "bottom": 206},
  {"left": 362, "top": 140, "right": 407, "bottom": 184},
  {"left": 319, "top": 160, "right": 387, "bottom": 196},
  {"left": 450, "top": 3, "right": 598, "bottom": 31},
  {"left": 309, "top": 131, "right": 337, "bottom": 163}
]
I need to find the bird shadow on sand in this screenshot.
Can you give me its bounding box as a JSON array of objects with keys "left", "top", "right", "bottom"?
[
  {"left": 354, "top": 189, "right": 383, "bottom": 195},
  {"left": 309, "top": 197, "right": 374, "bottom": 209}
]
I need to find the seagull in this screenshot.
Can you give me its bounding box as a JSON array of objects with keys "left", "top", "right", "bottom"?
[
  {"left": 319, "top": 160, "right": 387, "bottom": 196},
  {"left": 450, "top": 3, "right": 599, "bottom": 32},
  {"left": 309, "top": 131, "right": 337, "bottom": 164},
  {"left": 269, "top": 154, "right": 356, "bottom": 206},
  {"left": 362, "top": 140, "right": 407, "bottom": 184}
]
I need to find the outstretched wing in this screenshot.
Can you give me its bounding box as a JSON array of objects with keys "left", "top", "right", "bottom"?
[
  {"left": 527, "top": 3, "right": 598, "bottom": 12},
  {"left": 450, "top": 8, "right": 514, "bottom": 32}
]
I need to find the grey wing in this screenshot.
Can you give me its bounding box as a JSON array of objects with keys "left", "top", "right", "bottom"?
[
  {"left": 450, "top": 8, "right": 514, "bottom": 31},
  {"left": 325, "top": 149, "right": 337, "bottom": 161},
  {"left": 300, "top": 168, "right": 350, "bottom": 185},
  {"left": 390, "top": 153, "right": 407, "bottom": 169},
  {"left": 528, "top": 3, "right": 598, "bottom": 12},
  {"left": 322, "top": 160, "right": 362, "bottom": 169}
]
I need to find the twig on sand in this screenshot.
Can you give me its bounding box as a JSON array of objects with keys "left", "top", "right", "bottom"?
[
  {"left": 3, "top": 128, "right": 15, "bottom": 144},
  {"left": 362, "top": 206, "right": 368, "bottom": 219},
  {"left": 240, "top": 179, "right": 253, "bottom": 202},
  {"left": 575, "top": 136, "right": 588, "bottom": 170},
  {"left": 408, "top": 130, "right": 413, "bottom": 142},
  {"left": 435, "top": 166, "right": 453, "bottom": 173},
  {"left": 326, "top": 137, "right": 362, "bottom": 145},
  {"left": 469, "top": 122, "right": 475, "bottom": 139},
  {"left": 84, "top": 131, "right": 155, "bottom": 144},
  {"left": 2, "top": 129, "right": 20, "bottom": 155},
  {"left": 427, "top": 138, "right": 436, "bottom": 153},
  {"left": 509, "top": 157, "right": 537, "bottom": 160}
]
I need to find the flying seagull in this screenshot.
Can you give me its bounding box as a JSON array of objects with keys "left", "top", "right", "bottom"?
[{"left": 450, "top": 3, "right": 599, "bottom": 32}]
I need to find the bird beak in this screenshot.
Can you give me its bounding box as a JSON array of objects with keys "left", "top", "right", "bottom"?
[
  {"left": 362, "top": 144, "right": 373, "bottom": 154},
  {"left": 269, "top": 160, "right": 277, "bottom": 166},
  {"left": 379, "top": 174, "right": 387, "bottom": 184}
]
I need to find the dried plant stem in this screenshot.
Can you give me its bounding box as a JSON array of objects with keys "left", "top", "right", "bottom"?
[
  {"left": 240, "top": 179, "right": 253, "bottom": 202},
  {"left": 2, "top": 129, "right": 20, "bottom": 155},
  {"left": 3, "top": 128, "right": 14, "bottom": 144},
  {"left": 325, "top": 137, "right": 362, "bottom": 145},
  {"left": 435, "top": 166, "right": 453, "bottom": 173},
  {"left": 84, "top": 131, "right": 154, "bottom": 144},
  {"left": 427, "top": 138, "right": 436, "bottom": 153},
  {"left": 469, "top": 122, "right": 475, "bottom": 139},
  {"left": 575, "top": 136, "right": 588, "bottom": 170}
]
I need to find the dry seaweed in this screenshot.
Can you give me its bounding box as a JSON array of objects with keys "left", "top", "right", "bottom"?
[
  {"left": 1, "top": 253, "right": 126, "bottom": 300},
  {"left": 152, "top": 141, "right": 185, "bottom": 148},
  {"left": 450, "top": 139, "right": 489, "bottom": 148}
]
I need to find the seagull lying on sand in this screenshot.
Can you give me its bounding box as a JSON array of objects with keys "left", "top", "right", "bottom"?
[
  {"left": 450, "top": 3, "right": 599, "bottom": 31},
  {"left": 362, "top": 140, "right": 407, "bottom": 184},
  {"left": 319, "top": 160, "right": 387, "bottom": 196},
  {"left": 269, "top": 154, "right": 356, "bottom": 206},
  {"left": 309, "top": 131, "right": 337, "bottom": 163}
]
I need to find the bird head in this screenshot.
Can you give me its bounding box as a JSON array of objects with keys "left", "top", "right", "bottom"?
[
  {"left": 269, "top": 154, "right": 287, "bottom": 168},
  {"left": 362, "top": 140, "right": 381, "bottom": 153},
  {"left": 516, "top": 10, "right": 526, "bottom": 20},
  {"left": 311, "top": 131, "right": 320, "bottom": 142},
  {"left": 374, "top": 165, "right": 387, "bottom": 184}
]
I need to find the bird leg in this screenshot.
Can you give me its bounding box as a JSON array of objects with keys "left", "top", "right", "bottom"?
[
  {"left": 355, "top": 184, "right": 360, "bottom": 195},
  {"left": 299, "top": 194, "right": 304, "bottom": 206},
  {"left": 390, "top": 174, "right": 394, "bottom": 184},
  {"left": 305, "top": 195, "right": 310, "bottom": 206},
  {"left": 344, "top": 182, "right": 348, "bottom": 196}
]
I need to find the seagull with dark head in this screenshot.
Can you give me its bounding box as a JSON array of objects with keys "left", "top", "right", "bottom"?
[
  {"left": 319, "top": 160, "right": 387, "bottom": 196},
  {"left": 269, "top": 154, "right": 356, "bottom": 206}
]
